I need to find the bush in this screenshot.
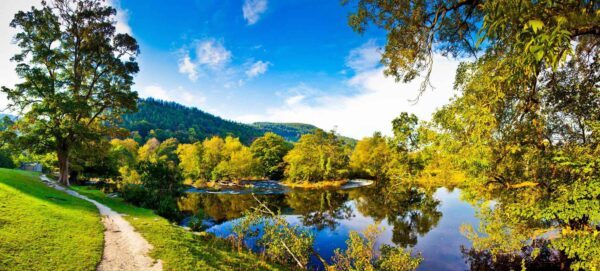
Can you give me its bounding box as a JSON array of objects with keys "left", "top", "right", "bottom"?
[
  {"left": 119, "top": 160, "right": 185, "bottom": 221},
  {"left": 120, "top": 184, "right": 148, "bottom": 206},
  {"left": 0, "top": 150, "right": 15, "bottom": 169},
  {"left": 156, "top": 197, "right": 181, "bottom": 221}
]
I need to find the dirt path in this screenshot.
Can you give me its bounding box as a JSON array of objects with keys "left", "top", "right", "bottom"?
[{"left": 40, "top": 175, "right": 163, "bottom": 271}]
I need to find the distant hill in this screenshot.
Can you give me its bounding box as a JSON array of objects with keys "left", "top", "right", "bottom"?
[
  {"left": 252, "top": 122, "right": 318, "bottom": 142},
  {"left": 253, "top": 122, "right": 357, "bottom": 145},
  {"left": 121, "top": 98, "right": 356, "bottom": 145},
  {"left": 121, "top": 98, "right": 263, "bottom": 144}
]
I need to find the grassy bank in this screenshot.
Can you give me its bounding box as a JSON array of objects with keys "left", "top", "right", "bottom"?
[
  {"left": 70, "top": 185, "right": 286, "bottom": 271},
  {"left": 0, "top": 168, "right": 103, "bottom": 271}
]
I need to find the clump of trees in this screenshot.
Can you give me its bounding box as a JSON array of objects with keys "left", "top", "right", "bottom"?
[
  {"left": 283, "top": 129, "right": 350, "bottom": 183},
  {"left": 104, "top": 137, "right": 183, "bottom": 220},
  {"left": 250, "top": 132, "right": 292, "bottom": 180},
  {"left": 0, "top": 116, "right": 17, "bottom": 169},
  {"left": 106, "top": 120, "right": 426, "bottom": 188},
  {"left": 350, "top": 113, "right": 428, "bottom": 184},
  {"left": 176, "top": 136, "right": 261, "bottom": 184}
]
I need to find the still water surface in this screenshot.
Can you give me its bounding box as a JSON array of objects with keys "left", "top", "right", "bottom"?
[{"left": 179, "top": 182, "right": 479, "bottom": 270}]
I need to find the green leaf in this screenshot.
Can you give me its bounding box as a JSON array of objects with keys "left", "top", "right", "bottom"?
[{"left": 527, "top": 19, "right": 544, "bottom": 34}]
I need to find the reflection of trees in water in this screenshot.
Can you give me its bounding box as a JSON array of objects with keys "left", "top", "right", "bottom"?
[
  {"left": 461, "top": 239, "right": 565, "bottom": 271},
  {"left": 351, "top": 183, "right": 442, "bottom": 247},
  {"left": 179, "top": 182, "right": 442, "bottom": 246},
  {"left": 285, "top": 190, "right": 353, "bottom": 230},
  {"left": 459, "top": 171, "right": 599, "bottom": 270},
  {"left": 178, "top": 193, "right": 286, "bottom": 222},
  {"left": 180, "top": 189, "right": 354, "bottom": 230}
]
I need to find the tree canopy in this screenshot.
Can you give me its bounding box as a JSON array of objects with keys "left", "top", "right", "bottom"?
[
  {"left": 1, "top": 0, "right": 139, "bottom": 184},
  {"left": 284, "top": 129, "right": 350, "bottom": 183}
]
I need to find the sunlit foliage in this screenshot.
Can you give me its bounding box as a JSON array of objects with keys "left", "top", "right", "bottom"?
[
  {"left": 284, "top": 129, "right": 350, "bottom": 183},
  {"left": 250, "top": 132, "right": 292, "bottom": 180},
  {"left": 332, "top": 225, "right": 422, "bottom": 271}
]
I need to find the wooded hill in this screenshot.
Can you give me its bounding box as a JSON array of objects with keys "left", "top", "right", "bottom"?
[{"left": 121, "top": 98, "right": 356, "bottom": 144}]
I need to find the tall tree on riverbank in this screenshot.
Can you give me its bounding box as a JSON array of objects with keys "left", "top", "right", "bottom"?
[
  {"left": 250, "top": 132, "right": 292, "bottom": 180},
  {"left": 2, "top": 0, "right": 139, "bottom": 185}
]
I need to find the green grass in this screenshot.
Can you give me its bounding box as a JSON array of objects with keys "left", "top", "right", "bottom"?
[
  {"left": 70, "top": 185, "right": 287, "bottom": 271},
  {"left": 0, "top": 168, "right": 103, "bottom": 271}
]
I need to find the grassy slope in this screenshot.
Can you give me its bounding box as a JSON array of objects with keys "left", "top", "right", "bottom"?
[
  {"left": 70, "top": 186, "right": 287, "bottom": 271},
  {"left": 0, "top": 169, "right": 103, "bottom": 271}
]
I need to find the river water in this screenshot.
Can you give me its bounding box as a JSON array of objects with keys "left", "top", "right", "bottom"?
[{"left": 179, "top": 182, "right": 479, "bottom": 270}]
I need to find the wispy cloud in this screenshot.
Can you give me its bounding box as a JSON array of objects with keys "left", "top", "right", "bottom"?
[
  {"left": 345, "top": 40, "right": 381, "bottom": 72},
  {"left": 178, "top": 55, "right": 198, "bottom": 81},
  {"left": 234, "top": 42, "right": 460, "bottom": 139},
  {"left": 246, "top": 60, "right": 270, "bottom": 78},
  {"left": 109, "top": 0, "right": 132, "bottom": 35},
  {"left": 242, "top": 0, "right": 267, "bottom": 25},
  {"left": 177, "top": 39, "right": 232, "bottom": 82},
  {"left": 196, "top": 39, "right": 232, "bottom": 68},
  {"left": 284, "top": 95, "right": 305, "bottom": 106},
  {"left": 139, "top": 85, "right": 207, "bottom": 109}
]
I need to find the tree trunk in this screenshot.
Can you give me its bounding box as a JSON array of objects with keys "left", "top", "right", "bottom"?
[{"left": 57, "top": 148, "right": 70, "bottom": 186}]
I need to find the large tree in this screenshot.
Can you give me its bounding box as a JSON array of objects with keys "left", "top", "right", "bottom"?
[
  {"left": 250, "top": 132, "right": 292, "bottom": 180},
  {"left": 2, "top": 0, "right": 139, "bottom": 185},
  {"left": 284, "top": 129, "right": 349, "bottom": 183}
]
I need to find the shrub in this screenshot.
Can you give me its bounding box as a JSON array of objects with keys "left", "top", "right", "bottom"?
[{"left": 0, "top": 150, "right": 15, "bottom": 169}]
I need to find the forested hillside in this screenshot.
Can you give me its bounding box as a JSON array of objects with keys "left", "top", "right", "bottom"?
[
  {"left": 121, "top": 98, "right": 264, "bottom": 144},
  {"left": 122, "top": 98, "right": 355, "bottom": 144}
]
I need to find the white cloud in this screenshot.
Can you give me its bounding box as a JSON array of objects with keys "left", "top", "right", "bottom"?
[
  {"left": 242, "top": 0, "right": 267, "bottom": 25},
  {"left": 235, "top": 53, "right": 459, "bottom": 139},
  {"left": 139, "top": 85, "right": 207, "bottom": 109},
  {"left": 285, "top": 95, "right": 305, "bottom": 106},
  {"left": 178, "top": 39, "right": 233, "bottom": 81},
  {"left": 109, "top": 0, "right": 132, "bottom": 35},
  {"left": 178, "top": 55, "right": 198, "bottom": 81},
  {"left": 346, "top": 40, "right": 381, "bottom": 72},
  {"left": 246, "top": 60, "right": 270, "bottom": 78},
  {"left": 196, "top": 39, "right": 232, "bottom": 68}
]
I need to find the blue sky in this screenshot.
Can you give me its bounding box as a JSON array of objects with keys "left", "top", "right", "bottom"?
[
  {"left": 128, "top": 0, "right": 385, "bottom": 112},
  {"left": 0, "top": 0, "right": 460, "bottom": 138}
]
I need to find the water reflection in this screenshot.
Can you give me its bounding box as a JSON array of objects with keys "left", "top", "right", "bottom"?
[
  {"left": 286, "top": 190, "right": 353, "bottom": 230},
  {"left": 178, "top": 183, "right": 479, "bottom": 270},
  {"left": 350, "top": 185, "right": 442, "bottom": 247}
]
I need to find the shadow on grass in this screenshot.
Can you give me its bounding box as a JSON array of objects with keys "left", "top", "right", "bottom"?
[
  {"left": 0, "top": 168, "right": 104, "bottom": 271},
  {"left": 0, "top": 168, "right": 98, "bottom": 214}
]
